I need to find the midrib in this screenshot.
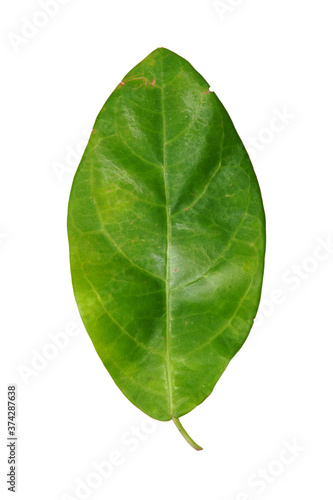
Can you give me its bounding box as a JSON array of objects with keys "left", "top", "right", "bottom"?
[{"left": 160, "top": 57, "right": 174, "bottom": 417}]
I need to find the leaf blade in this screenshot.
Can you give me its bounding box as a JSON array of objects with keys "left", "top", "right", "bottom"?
[{"left": 68, "top": 48, "right": 265, "bottom": 425}]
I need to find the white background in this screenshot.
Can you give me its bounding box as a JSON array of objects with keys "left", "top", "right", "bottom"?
[{"left": 1, "top": 0, "right": 333, "bottom": 499}]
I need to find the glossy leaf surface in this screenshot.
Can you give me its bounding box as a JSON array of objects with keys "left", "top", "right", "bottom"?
[{"left": 68, "top": 48, "right": 265, "bottom": 446}]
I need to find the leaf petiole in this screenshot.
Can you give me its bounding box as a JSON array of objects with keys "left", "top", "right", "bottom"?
[{"left": 172, "top": 417, "right": 203, "bottom": 451}]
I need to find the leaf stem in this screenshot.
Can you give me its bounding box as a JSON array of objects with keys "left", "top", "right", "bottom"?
[{"left": 172, "top": 417, "right": 203, "bottom": 451}]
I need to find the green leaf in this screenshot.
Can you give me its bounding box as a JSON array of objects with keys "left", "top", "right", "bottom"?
[{"left": 67, "top": 48, "right": 265, "bottom": 450}]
